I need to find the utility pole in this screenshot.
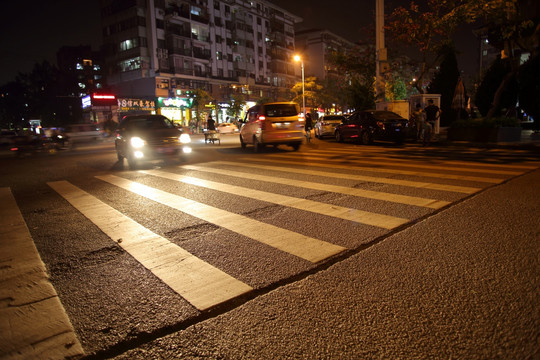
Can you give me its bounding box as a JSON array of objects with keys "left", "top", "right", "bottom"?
[{"left": 375, "top": 0, "right": 388, "bottom": 103}]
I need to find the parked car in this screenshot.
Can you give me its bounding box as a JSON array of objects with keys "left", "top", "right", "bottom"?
[
  {"left": 314, "top": 115, "right": 346, "bottom": 139},
  {"left": 334, "top": 110, "right": 409, "bottom": 145},
  {"left": 216, "top": 122, "right": 239, "bottom": 134},
  {"left": 115, "top": 114, "right": 191, "bottom": 169},
  {"left": 240, "top": 102, "right": 304, "bottom": 152}
]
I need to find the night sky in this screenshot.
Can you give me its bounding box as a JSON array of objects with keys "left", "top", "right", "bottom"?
[{"left": 0, "top": 0, "right": 478, "bottom": 85}]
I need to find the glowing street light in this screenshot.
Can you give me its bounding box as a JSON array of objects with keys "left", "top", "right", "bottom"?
[{"left": 293, "top": 55, "right": 306, "bottom": 116}]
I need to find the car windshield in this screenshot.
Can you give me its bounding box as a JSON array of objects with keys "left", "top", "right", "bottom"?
[
  {"left": 126, "top": 117, "right": 174, "bottom": 130},
  {"left": 370, "top": 111, "right": 404, "bottom": 121},
  {"left": 264, "top": 104, "right": 298, "bottom": 117}
]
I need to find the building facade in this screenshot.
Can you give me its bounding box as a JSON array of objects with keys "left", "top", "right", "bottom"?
[
  {"left": 294, "top": 29, "right": 355, "bottom": 82},
  {"left": 99, "top": 0, "right": 302, "bottom": 125}
]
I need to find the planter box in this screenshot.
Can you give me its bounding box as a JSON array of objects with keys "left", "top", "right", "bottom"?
[{"left": 448, "top": 127, "right": 521, "bottom": 142}]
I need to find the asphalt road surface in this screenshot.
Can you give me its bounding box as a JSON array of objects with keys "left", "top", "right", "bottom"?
[{"left": 1, "top": 134, "right": 539, "bottom": 359}]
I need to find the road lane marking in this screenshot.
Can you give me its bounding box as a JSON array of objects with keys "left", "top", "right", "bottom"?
[
  {"left": 95, "top": 175, "right": 347, "bottom": 262},
  {"left": 0, "top": 187, "right": 84, "bottom": 358},
  {"left": 305, "top": 148, "right": 540, "bottom": 170},
  {"left": 301, "top": 149, "right": 527, "bottom": 175},
  {"left": 174, "top": 164, "right": 449, "bottom": 209},
  {"left": 47, "top": 181, "right": 253, "bottom": 311},
  {"left": 140, "top": 168, "right": 411, "bottom": 227},
  {"left": 234, "top": 159, "right": 482, "bottom": 193}
]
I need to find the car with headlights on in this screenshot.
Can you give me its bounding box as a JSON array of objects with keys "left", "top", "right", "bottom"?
[
  {"left": 334, "top": 110, "right": 408, "bottom": 145},
  {"left": 240, "top": 102, "right": 304, "bottom": 152},
  {"left": 314, "top": 115, "right": 346, "bottom": 139},
  {"left": 115, "top": 114, "right": 191, "bottom": 169}
]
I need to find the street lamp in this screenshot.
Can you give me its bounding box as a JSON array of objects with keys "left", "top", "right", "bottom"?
[{"left": 293, "top": 55, "right": 306, "bottom": 117}]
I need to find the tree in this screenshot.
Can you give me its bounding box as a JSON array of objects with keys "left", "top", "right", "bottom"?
[
  {"left": 385, "top": 75, "right": 408, "bottom": 101},
  {"left": 0, "top": 81, "right": 29, "bottom": 129},
  {"left": 327, "top": 45, "right": 376, "bottom": 110},
  {"left": 189, "top": 88, "right": 212, "bottom": 133},
  {"left": 475, "top": 56, "right": 518, "bottom": 117},
  {"left": 291, "top": 76, "right": 323, "bottom": 112},
  {"left": 387, "top": 0, "right": 466, "bottom": 94},
  {"left": 427, "top": 45, "right": 461, "bottom": 125},
  {"left": 518, "top": 52, "right": 540, "bottom": 129},
  {"left": 388, "top": 0, "right": 538, "bottom": 117},
  {"left": 226, "top": 94, "right": 246, "bottom": 122}
]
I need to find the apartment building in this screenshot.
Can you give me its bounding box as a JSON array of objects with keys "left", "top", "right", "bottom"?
[
  {"left": 99, "top": 0, "right": 301, "bottom": 124},
  {"left": 294, "top": 29, "right": 355, "bottom": 82}
]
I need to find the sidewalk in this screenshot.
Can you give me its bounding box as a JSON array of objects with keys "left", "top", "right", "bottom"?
[{"left": 433, "top": 127, "right": 540, "bottom": 150}]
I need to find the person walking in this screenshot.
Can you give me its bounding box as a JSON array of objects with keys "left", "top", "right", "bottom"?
[
  {"left": 304, "top": 113, "right": 313, "bottom": 143},
  {"left": 206, "top": 115, "right": 216, "bottom": 131}
]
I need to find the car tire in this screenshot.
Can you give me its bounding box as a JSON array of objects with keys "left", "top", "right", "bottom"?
[
  {"left": 127, "top": 154, "right": 138, "bottom": 170},
  {"left": 115, "top": 145, "right": 124, "bottom": 161},
  {"left": 291, "top": 143, "right": 301, "bottom": 151},
  {"left": 335, "top": 131, "right": 343, "bottom": 143},
  {"left": 240, "top": 134, "right": 246, "bottom": 149},
  {"left": 360, "top": 131, "right": 372, "bottom": 145},
  {"left": 253, "top": 136, "right": 263, "bottom": 152}
]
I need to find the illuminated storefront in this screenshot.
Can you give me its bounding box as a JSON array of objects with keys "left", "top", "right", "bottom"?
[
  {"left": 117, "top": 98, "right": 156, "bottom": 117},
  {"left": 157, "top": 97, "right": 194, "bottom": 126},
  {"left": 82, "top": 93, "right": 117, "bottom": 123}
]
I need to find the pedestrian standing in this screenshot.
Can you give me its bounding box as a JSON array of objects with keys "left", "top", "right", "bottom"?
[
  {"left": 424, "top": 99, "right": 440, "bottom": 132},
  {"left": 304, "top": 113, "right": 313, "bottom": 143},
  {"left": 412, "top": 103, "right": 426, "bottom": 141}
]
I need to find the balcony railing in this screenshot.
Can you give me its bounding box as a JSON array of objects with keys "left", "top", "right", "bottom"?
[
  {"left": 193, "top": 48, "right": 211, "bottom": 60},
  {"left": 168, "top": 47, "right": 192, "bottom": 56}
]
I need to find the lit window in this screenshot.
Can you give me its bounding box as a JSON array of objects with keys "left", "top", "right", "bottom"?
[
  {"left": 93, "top": 65, "right": 101, "bottom": 71},
  {"left": 76, "top": 63, "right": 83, "bottom": 70},
  {"left": 78, "top": 83, "right": 86, "bottom": 89},
  {"left": 118, "top": 57, "right": 142, "bottom": 72}
]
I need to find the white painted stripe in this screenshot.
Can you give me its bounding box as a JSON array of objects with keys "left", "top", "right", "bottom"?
[
  {"left": 176, "top": 164, "right": 449, "bottom": 209},
  {"left": 0, "top": 187, "right": 84, "bottom": 358},
  {"left": 306, "top": 148, "right": 540, "bottom": 170},
  {"left": 47, "top": 181, "right": 253, "bottom": 311},
  {"left": 268, "top": 152, "right": 522, "bottom": 175},
  {"left": 140, "top": 168, "right": 410, "bottom": 228},
  {"left": 95, "top": 175, "right": 347, "bottom": 262},
  {"left": 234, "top": 159, "right": 482, "bottom": 193}
]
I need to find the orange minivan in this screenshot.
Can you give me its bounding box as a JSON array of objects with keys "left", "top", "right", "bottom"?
[{"left": 239, "top": 102, "right": 304, "bottom": 152}]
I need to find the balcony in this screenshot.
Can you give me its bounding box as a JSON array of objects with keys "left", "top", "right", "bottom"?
[
  {"left": 169, "top": 47, "right": 192, "bottom": 56},
  {"left": 193, "top": 48, "right": 211, "bottom": 60}
]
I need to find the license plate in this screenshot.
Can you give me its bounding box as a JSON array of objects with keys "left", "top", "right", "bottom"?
[{"left": 158, "top": 147, "right": 175, "bottom": 154}]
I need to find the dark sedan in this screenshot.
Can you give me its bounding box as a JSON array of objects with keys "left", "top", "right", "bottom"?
[
  {"left": 115, "top": 114, "right": 191, "bottom": 169},
  {"left": 334, "top": 110, "right": 409, "bottom": 145}
]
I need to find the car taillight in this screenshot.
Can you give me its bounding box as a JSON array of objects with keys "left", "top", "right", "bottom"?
[
  {"left": 257, "top": 115, "right": 269, "bottom": 130},
  {"left": 298, "top": 113, "right": 305, "bottom": 122}
]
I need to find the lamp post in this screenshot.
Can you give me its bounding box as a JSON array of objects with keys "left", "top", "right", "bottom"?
[{"left": 293, "top": 55, "right": 306, "bottom": 116}]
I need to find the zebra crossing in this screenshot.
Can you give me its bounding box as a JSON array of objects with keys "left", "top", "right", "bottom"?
[{"left": 40, "top": 150, "right": 538, "bottom": 312}]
